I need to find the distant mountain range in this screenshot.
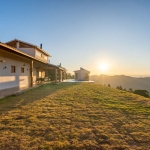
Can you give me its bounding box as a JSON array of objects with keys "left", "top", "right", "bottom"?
[{"left": 90, "top": 75, "right": 150, "bottom": 92}]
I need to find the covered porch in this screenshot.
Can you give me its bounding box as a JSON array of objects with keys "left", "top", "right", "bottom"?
[{"left": 33, "top": 61, "right": 67, "bottom": 85}]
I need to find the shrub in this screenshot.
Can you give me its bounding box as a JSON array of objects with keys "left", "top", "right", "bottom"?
[{"left": 133, "top": 90, "right": 149, "bottom": 98}]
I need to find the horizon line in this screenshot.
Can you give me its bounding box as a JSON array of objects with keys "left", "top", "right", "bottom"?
[{"left": 90, "top": 74, "right": 150, "bottom": 78}]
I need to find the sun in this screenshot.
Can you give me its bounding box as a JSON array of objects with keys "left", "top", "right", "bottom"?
[{"left": 99, "top": 63, "right": 109, "bottom": 72}]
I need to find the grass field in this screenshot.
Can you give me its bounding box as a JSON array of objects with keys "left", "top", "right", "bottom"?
[{"left": 0, "top": 83, "right": 150, "bottom": 150}]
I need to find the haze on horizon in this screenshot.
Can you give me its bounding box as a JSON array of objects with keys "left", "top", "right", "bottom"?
[{"left": 1, "top": 0, "right": 150, "bottom": 77}]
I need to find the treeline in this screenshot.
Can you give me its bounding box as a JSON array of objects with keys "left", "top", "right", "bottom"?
[
  {"left": 107, "top": 84, "right": 149, "bottom": 98},
  {"left": 67, "top": 73, "right": 74, "bottom": 79}
]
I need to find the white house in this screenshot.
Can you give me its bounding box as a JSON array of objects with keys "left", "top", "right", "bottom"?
[
  {"left": 0, "top": 39, "right": 67, "bottom": 91},
  {"left": 74, "top": 67, "right": 90, "bottom": 81}
]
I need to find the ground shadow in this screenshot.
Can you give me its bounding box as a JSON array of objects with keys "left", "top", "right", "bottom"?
[{"left": 0, "top": 82, "right": 80, "bottom": 115}]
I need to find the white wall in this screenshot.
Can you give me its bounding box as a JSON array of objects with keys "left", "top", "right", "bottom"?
[
  {"left": 18, "top": 48, "right": 35, "bottom": 57},
  {"left": 0, "top": 50, "right": 37, "bottom": 90},
  {"left": 18, "top": 48, "right": 49, "bottom": 63},
  {"left": 35, "top": 50, "right": 48, "bottom": 63},
  {"left": 18, "top": 47, "right": 49, "bottom": 63},
  {"left": 74, "top": 70, "right": 89, "bottom": 81}
]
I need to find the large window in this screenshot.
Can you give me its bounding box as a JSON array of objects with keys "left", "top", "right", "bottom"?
[{"left": 11, "top": 66, "right": 16, "bottom": 73}]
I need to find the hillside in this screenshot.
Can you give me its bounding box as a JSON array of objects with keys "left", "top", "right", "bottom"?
[
  {"left": 90, "top": 75, "right": 150, "bottom": 92},
  {"left": 0, "top": 83, "right": 150, "bottom": 150}
]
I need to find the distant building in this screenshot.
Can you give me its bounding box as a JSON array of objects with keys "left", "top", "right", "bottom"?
[{"left": 74, "top": 67, "right": 90, "bottom": 81}]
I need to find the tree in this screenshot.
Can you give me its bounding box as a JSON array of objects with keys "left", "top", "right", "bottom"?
[
  {"left": 133, "top": 90, "right": 149, "bottom": 98},
  {"left": 116, "top": 86, "right": 122, "bottom": 90},
  {"left": 116, "top": 86, "right": 120, "bottom": 90},
  {"left": 72, "top": 75, "right": 75, "bottom": 79},
  {"left": 128, "top": 88, "right": 133, "bottom": 93},
  {"left": 67, "top": 73, "right": 74, "bottom": 79},
  {"left": 123, "top": 88, "right": 127, "bottom": 91},
  {"left": 108, "top": 84, "right": 111, "bottom": 87}
]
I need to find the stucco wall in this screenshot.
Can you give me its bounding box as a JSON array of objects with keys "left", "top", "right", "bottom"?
[
  {"left": 18, "top": 48, "right": 48, "bottom": 63},
  {"left": 74, "top": 70, "right": 89, "bottom": 81},
  {"left": 35, "top": 50, "right": 48, "bottom": 63},
  {"left": 18, "top": 48, "right": 35, "bottom": 57},
  {"left": 0, "top": 50, "right": 37, "bottom": 90}
]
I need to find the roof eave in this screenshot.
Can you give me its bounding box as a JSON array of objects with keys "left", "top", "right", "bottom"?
[{"left": 0, "top": 42, "right": 49, "bottom": 64}]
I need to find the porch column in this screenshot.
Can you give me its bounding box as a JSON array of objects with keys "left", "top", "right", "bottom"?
[
  {"left": 41, "top": 70, "right": 43, "bottom": 78},
  {"left": 55, "top": 68, "right": 57, "bottom": 83},
  {"left": 62, "top": 71, "right": 64, "bottom": 81},
  {"left": 61, "top": 70, "right": 63, "bottom": 81},
  {"left": 64, "top": 72, "right": 66, "bottom": 80},
  {"left": 30, "top": 59, "right": 33, "bottom": 87},
  {"left": 59, "top": 70, "right": 62, "bottom": 82},
  {"left": 59, "top": 70, "right": 60, "bottom": 82},
  {"left": 64, "top": 72, "right": 67, "bottom": 80}
]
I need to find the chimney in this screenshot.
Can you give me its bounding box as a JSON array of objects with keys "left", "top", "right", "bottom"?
[
  {"left": 60, "top": 63, "right": 61, "bottom": 67},
  {"left": 40, "top": 44, "right": 42, "bottom": 49}
]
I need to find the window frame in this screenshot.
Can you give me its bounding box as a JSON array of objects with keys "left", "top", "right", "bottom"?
[
  {"left": 11, "top": 66, "right": 16, "bottom": 73},
  {"left": 21, "top": 67, "right": 24, "bottom": 73}
]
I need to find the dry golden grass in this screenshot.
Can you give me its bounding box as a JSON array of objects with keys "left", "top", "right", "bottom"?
[{"left": 0, "top": 83, "right": 150, "bottom": 150}]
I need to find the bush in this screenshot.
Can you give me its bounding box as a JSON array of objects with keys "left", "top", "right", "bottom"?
[
  {"left": 116, "top": 86, "right": 122, "bottom": 90},
  {"left": 108, "top": 84, "right": 111, "bottom": 87},
  {"left": 133, "top": 90, "right": 149, "bottom": 98},
  {"left": 128, "top": 88, "right": 133, "bottom": 93}
]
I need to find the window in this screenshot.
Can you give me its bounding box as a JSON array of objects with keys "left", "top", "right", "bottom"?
[
  {"left": 36, "top": 50, "right": 41, "bottom": 57},
  {"left": 21, "top": 67, "right": 24, "bottom": 73},
  {"left": 11, "top": 66, "right": 15, "bottom": 73}
]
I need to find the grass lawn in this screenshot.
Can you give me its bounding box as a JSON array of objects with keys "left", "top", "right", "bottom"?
[{"left": 0, "top": 83, "right": 150, "bottom": 150}]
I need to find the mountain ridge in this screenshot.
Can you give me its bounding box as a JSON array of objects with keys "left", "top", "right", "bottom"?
[{"left": 90, "top": 74, "right": 150, "bottom": 92}]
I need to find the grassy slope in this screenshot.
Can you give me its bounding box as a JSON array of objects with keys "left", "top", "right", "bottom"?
[{"left": 0, "top": 83, "right": 150, "bottom": 150}]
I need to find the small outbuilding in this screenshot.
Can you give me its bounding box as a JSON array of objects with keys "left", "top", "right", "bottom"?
[{"left": 74, "top": 67, "right": 90, "bottom": 81}]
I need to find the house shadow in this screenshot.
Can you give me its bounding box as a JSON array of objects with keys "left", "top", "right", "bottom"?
[{"left": 0, "top": 82, "right": 79, "bottom": 115}]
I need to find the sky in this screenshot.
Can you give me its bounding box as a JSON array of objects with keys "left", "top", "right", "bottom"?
[{"left": 1, "top": 0, "right": 150, "bottom": 76}]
